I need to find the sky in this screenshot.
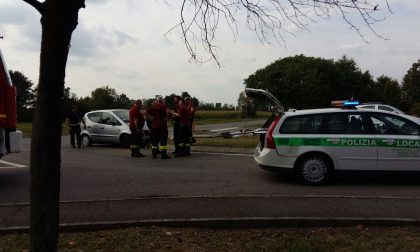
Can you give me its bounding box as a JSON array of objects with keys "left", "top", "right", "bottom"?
[{"left": 0, "top": 0, "right": 419, "bottom": 105}]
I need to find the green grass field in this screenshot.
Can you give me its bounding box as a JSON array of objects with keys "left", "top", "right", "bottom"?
[
  {"left": 193, "top": 110, "right": 270, "bottom": 125},
  {"left": 17, "top": 122, "right": 70, "bottom": 138}
]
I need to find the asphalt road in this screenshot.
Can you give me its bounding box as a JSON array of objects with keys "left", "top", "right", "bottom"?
[{"left": 1, "top": 135, "right": 420, "bottom": 230}]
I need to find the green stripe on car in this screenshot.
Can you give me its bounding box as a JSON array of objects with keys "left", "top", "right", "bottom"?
[{"left": 274, "top": 137, "right": 420, "bottom": 149}]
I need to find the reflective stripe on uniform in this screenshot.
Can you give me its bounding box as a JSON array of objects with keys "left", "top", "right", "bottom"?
[
  {"left": 160, "top": 146, "right": 167, "bottom": 150},
  {"left": 130, "top": 145, "right": 139, "bottom": 148},
  {"left": 151, "top": 145, "right": 158, "bottom": 149}
]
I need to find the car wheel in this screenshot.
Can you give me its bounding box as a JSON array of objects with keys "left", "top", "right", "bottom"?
[
  {"left": 296, "top": 155, "right": 332, "bottom": 185},
  {"left": 120, "top": 134, "right": 130, "bottom": 147},
  {"left": 81, "top": 134, "right": 92, "bottom": 147}
]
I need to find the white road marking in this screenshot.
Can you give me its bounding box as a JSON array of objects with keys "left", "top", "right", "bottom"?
[
  {"left": 209, "top": 127, "right": 238, "bottom": 132},
  {"left": 0, "top": 160, "right": 27, "bottom": 169}
]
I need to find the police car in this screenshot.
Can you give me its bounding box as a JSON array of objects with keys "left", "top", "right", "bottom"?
[{"left": 246, "top": 88, "right": 420, "bottom": 185}]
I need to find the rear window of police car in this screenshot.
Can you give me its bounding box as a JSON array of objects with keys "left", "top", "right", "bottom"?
[
  {"left": 280, "top": 114, "right": 324, "bottom": 134},
  {"left": 279, "top": 112, "right": 370, "bottom": 135}
]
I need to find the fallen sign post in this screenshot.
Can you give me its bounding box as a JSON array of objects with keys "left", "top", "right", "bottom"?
[{"left": 219, "top": 128, "right": 267, "bottom": 139}]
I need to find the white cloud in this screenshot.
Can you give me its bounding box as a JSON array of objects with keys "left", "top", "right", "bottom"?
[{"left": 340, "top": 43, "right": 362, "bottom": 50}]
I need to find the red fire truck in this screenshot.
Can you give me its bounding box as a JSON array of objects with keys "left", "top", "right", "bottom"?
[{"left": 0, "top": 49, "right": 22, "bottom": 157}]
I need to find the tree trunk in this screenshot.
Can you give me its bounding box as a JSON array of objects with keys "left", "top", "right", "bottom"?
[{"left": 29, "top": 1, "right": 83, "bottom": 251}]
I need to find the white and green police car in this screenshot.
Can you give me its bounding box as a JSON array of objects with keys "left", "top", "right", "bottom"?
[{"left": 246, "top": 88, "right": 420, "bottom": 185}]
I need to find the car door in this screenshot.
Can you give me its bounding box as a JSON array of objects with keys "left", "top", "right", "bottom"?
[
  {"left": 245, "top": 88, "right": 284, "bottom": 148},
  {"left": 99, "top": 112, "right": 122, "bottom": 143},
  {"left": 322, "top": 112, "right": 377, "bottom": 171},
  {"left": 85, "top": 112, "right": 102, "bottom": 142},
  {"left": 370, "top": 113, "right": 420, "bottom": 171}
]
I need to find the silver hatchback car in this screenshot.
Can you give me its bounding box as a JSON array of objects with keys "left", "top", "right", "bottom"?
[{"left": 80, "top": 109, "right": 133, "bottom": 147}]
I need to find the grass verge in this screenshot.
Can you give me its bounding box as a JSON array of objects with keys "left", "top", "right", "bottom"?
[
  {"left": 193, "top": 110, "right": 270, "bottom": 125},
  {"left": 17, "top": 122, "right": 70, "bottom": 138},
  {"left": 192, "top": 136, "right": 259, "bottom": 149},
  {"left": 2, "top": 226, "right": 420, "bottom": 251}
]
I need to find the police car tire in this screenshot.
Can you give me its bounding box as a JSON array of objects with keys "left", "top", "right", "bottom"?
[
  {"left": 297, "top": 155, "right": 332, "bottom": 185},
  {"left": 81, "top": 134, "right": 92, "bottom": 147}
]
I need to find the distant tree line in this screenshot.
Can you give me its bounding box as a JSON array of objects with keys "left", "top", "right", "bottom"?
[
  {"left": 11, "top": 55, "right": 420, "bottom": 122},
  {"left": 241, "top": 55, "right": 420, "bottom": 117},
  {"left": 9, "top": 72, "right": 236, "bottom": 122}
]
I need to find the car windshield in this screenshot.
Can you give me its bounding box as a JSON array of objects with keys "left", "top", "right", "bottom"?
[{"left": 112, "top": 110, "right": 129, "bottom": 123}]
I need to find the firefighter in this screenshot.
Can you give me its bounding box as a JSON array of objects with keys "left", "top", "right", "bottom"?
[
  {"left": 146, "top": 96, "right": 171, "bottom": 159},
  {"left": 129, "top": 100, "right": 145, "bottom": 157},
  {"left": 66, "top": 105, "right": 86, "bottom": 148},
  {"left": 174, "top": 98, "right": 192, "bottom": 157},
  {"left": 184, "top": 96, "right": 196, "bottom": 145},
  {"left": 172, "top": 95, "right": 181, "bottom": 155}
]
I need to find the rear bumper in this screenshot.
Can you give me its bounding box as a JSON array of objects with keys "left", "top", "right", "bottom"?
[
  {"left": 258, "top": 164, "right": 294, "bottom": 174},
  {"left": 253, "top": 147, "right": 295, "bottom": 170}
]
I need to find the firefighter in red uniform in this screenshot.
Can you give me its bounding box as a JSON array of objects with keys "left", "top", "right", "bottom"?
[
  {"left": 175, "top": 98, "right": 192, "bottom": 157},
  {"left": 185, "top": 96, "right": 196, "bottom": 145},
  {"left": 172, "top": 95, "right": 181, "bottom": 155},
  {"left": 146, "top": 96, "right": 171, "bottom": 159},
  {"left": 129, "top": 100, "right": 145, "bottom": 157}
]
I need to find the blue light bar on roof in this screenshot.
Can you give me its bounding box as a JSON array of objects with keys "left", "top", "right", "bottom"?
[
  {"left": 343, "top": 100, "right": 360, "bottom": 106},
  {"left": 331, "top": 100, "right": 360, "bottom": 107}
]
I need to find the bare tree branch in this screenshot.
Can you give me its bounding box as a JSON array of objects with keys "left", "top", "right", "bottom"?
[
  {"left": 22, "top": 0, "right": 44, "bottom": 15},
  {"left": 169, "top": 0, "right": 392, "bottom": 66}
]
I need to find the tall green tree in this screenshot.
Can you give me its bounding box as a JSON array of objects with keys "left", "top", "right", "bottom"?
[
  {"left": 89, "top": 86, "right": 132, "bottom": 109},
  {"left": 90, "top": 86, "right": 117, "bottom": 110},
  {"left": 62, "top": 87, "right": 78, "bottom": 120},
  {"left": 142, "top": 98, "right": 155, "bottom": 108},
  {"left": 410, "top": 103, "right": 420, "bottom": 116},
  {"left": 238, "top": 91, "right": 256, "bottom": 118},
  {"left": 114, "top": 93, "right": 132, "bottom": 109},
  {"left": 9, "top": 70, "right": 35, "bottom": 122},
  {"left": 244, "top": 55, "right": 375, "bottom": 110},
  {"left": 164, "top": 93, "right": 178, "bottom": 110},
  {"left": 378, "top": 76, "right": 402, "bottom": 107},
  {"left": 402, "top": 60, "right": 420, "bottom": 111},
  {"left": 76, "top": 96, "right": 92, "bottom": 116}
]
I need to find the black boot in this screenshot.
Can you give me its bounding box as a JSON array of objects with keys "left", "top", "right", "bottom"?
[
  {"left": 184, "top": 145, "right": 191, "bottom": 156},
  {"left": 161, "top": 150, "right": 171, "bottom": 159},
  {"left": 152, "top": 149, "right": 158, "bottom": 159},
  {"left": 172, "top": 145, "right": 179, "bottom": 154},
  {"left": 174, "top": 146, "right": 185, "bottom": 157},
  {"left": 132, "top": 149, "right": 145, "bottom": 157},
  {"left": 135, "top": 149, "right": 145, "bottom": 157}
]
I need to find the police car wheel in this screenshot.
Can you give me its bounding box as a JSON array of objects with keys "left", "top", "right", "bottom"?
[
  {"left": 81, "top": 135, "right": 92, "bottom": 147},
  {"left": 297, "top": 155, "right": 331, "bottom": 185}
]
